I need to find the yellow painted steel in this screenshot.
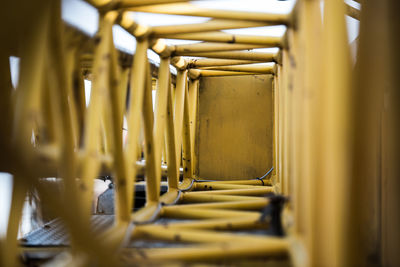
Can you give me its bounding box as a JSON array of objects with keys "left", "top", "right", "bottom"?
[
  {"left": 162, "top": 31, "right": 283, "bottom": 46},
  {"left": 180, "top": 193, "right": 263, "bottom": 203},
  {"left": 128, "top": 3, "right": 290, "bottom": 24},
  {"left": 2, "top": 0, "right": 399, "bottom": 266},
  {"left": 172, "top": 42, "right": 269, "bottom": 53},
  {"left": 152, "top": 19, "right": 271, "bottom": 35},
  {"left": 194, "top": 70, "right": 260, "bottom": 77},
  {"left": 176, "top": 50, "right": 277, "bottom": 61},
  {"left": 200, "top": 63, "right": 276, "bottom": 74},
  {"left": 187, "top": 58, "right": 259, "bottom": 68},
  {"left": 196, "top": 75, "right": 274, "bottom": 179}
]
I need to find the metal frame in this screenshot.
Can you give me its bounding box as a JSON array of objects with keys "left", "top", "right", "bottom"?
[{"left": 2, "top": 0, "right": 398, "bottom": 267}]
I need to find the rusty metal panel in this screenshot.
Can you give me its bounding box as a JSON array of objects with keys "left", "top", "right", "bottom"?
[{"left": 197, "top": 75, "right": 273, "bottom": 180}]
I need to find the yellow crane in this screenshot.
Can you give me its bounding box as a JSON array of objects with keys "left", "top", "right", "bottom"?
[{"left": 0, "top": 0, "right": 399, "bottom": 266}]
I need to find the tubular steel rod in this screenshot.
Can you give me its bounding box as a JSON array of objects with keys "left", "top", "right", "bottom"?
[
  {"left": 122, "top": 239, "right": 288, "bottom": 262},
  {"left": 151, "top": 19, "right": 271, "bottom": 35},
  {"left": 128, "top": 3, "right": 290, "bottom": 24},
  {"left": 161, "top": 31, "right": 283, "bottom": 46},
  {"left": 178, "top": 50, "right": 277, "bottom": 61},
  {"left": 191, "top": 69, "right": 260, "bottom": 77},
  {"left": 186, "top": 58, "right": 259, "bottom": 68},
  {"left": 184, "top": 187, "right": 275, "bottom": 196},
  {"left": 134, "top": 216, "right": 269, "bottom": 231},
  {"left": 200, "top": 64, "right": 276, "bottom": 74},
  {"left": 172, "top": 43, "right": 270, "bottom": 54}
]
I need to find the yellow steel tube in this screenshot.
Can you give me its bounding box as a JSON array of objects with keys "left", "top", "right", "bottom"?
[
  {"left": 194, "top": 183, "right": 268, "bottom": 191},
  {"left": 196, "top": 179, "right": 272, "bottom": 186},
  {"left": 122, "top": 240, "right": 288, "bottom": 262},
  {"left": 188, "top": 79, "right": 199, "bottom": 176},
  {"left": 86, "top": 0, "right": 192, "bottom": 9},
  {"left": 187, "top": 58, "right": 258, "bottom": 68},
  {"left": 195, "top": 70, "right": 259, "bottom": 77},
  {"left": 200, "top": 64, "right": 275, "bottom": 74},
  {"left": 152, "top": 57, "right": 171, "bottom": 201},
  {"left": 173, "top": 69, "right": 187, "bottom": 172},
  {"left": 345, "top": 3, "right": 360, "bottom": 20},
  {"left": 163, "top": 31, "right": 283, "bottom": 46},
  {"left": 129, "top": 3, "right": 289, "bottom": 24},
  {"left": 177, "top": 50, "right": 277, "bottom": 61},
  {"left": 163, "top": 199, "right": 269, "bottom": 211},
  {"left": 182, "top": 78, "right": 192, "bottom": 178},
  {"left": 47, "top": 0, "right": 92, "bottom": 233},
  {"left": 181, "top": 193, "right": 262, "bottom": 203},
  {"left": 172, "top": 43, "right": 269, "bottom": 54},
  {"left": 312, "top": 0, "right": 353, "bottom": 265},
  {"left": 135, "top": 227, "right": 282, "bottom": 244},
  {"left": 79, "top": 12, "right": 116, "bottom": 217},
  {"left": 103, "top": 11, "right": 131, "bottom": 222},
  {"left": 184, "top": 187, "right": 275, "bottom": 196},
  {"left": 142, "top": 57, "right": 159, "bottom": 200},
  {"left": 125, "top": 38, "right": 149, "bottom": 205},
  {"left": 64, "top": 44, "right": 80, "bottom": 148},
  {"left": 135, "top": 216, "right": 268, "bottom": 231},
  {"left": 161, "top": 207, "right": 261, "bottom": 219},
  {"left": 165, "top": 82, "right": 179, "bottom": 189},
  {"left": 152, "top": 19, "right": 270, "bottom": 35}
]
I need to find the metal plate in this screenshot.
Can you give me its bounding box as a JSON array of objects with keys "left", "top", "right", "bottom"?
[{"left": 20, "top": 215, "right": 114, "bottom": 247}]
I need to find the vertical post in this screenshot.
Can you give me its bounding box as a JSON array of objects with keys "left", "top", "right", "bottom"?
[
  {"left": 174, "top": 69, "right": 188, "bottom": 174},
  {"left": 314, "top": 0, "right": 352, "bottom": 265},
  {"left": 126, "top": 38, "right": 149, "bottom": 205},
  {"left": 182, "top": 79, "right": 193, "bottom": 178},
  {"left": 298, "top": 0, "right": 323, "bottom": 265},
  {"left": 165, "top": 83, "right": 179, "bottom": 189},
  {"left": 142, "top": 57, "right": 158, "bottom": 200},
  {"left": 151, "top": 57, "right": 170, "bottom": 201},
  {"left": 188, "top": 79, "right": 199, "bottom": 177}
]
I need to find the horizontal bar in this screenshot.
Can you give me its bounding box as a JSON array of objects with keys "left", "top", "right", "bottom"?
[
  {"left": 162, "top": 199, "right": 269, "bottom": 211},
  {"left": 181, "top": 193, "right": 263, "bottom": 203},
  {"left": 195, "top": 179, "right": 272, "bottom": 186},
  {"left": 183, "top": 187, "right": 275, "bottom": 196},
  {"left": 193, "top": 183, "right": 269, "bottom": 191},
  {"left": 131, "top": 189, "right": 180, "bottom": 223},
  {"left": 161, "top": 207, "right": 261, "bottom": 219},
  {"left": 346, "top": 3, "right": 360, "bottom": 20},
  {"left": 86, "top": 0, "right": 192, "bottom": 10},
  {"left": 161, "top": 31, "right": 283, "bottom": 46},
  {"left": 189, "top": 69, "right": 261, "bottom": 78},
  {"left": 172, "top": 43, "right": 269, "bottom": 54},
  {"left": 135, "top": 227, "right": 279, "bottom": 244},
  {"left": 186, "top": 58, "right": 259, "bottom": 68},
  {"left": 128, "top": 3, "right": 290, "bottom": 24},
  {"left": 122, "top": 239, "right": 288, "bottom": 262},
  {"left": 179, "top": 50, "right": 277, "bottom": 61},
  {"left": 135, "top": 216, "right": 268, "bottom": 231},
  {"left": 200, "top": 64, "right": 275, "bottom": 74},
  {"left": 151, "top": 19, "right": 271, "bottom": 35}
]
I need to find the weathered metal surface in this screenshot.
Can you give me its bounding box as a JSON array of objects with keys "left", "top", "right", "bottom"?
[{"left": 197, "top": 75, "right": 273, "bottom": 180}]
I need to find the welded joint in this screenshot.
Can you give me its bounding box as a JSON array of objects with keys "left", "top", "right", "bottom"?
[
  {"left": 151, "top": 39, "right": 173, "bottom": 58},
  {"left": 119, "top": 12, "right": 138, "bottom": 35},
  {"left": 118, "top": 12, "right": 151, "bottom": 40},
  {"left": 89, "top": 0, "right": 125, "bottom": 13},
  {"left": 274, "top": 50, "right": 283, "bottom": 65},
  {"left": 281, "top": 31, "right": 289, "bottom": 51},
  {"left": 273, "top": 64, "right": 278, "bottom": 75},
  {"left": 287, "top": 0, "right": 299, "bottom": 30},
  {"left": 188, "top": 69, "right": 201, "bottom": 79},
  {"left": 171, "top": 56, "right": 188, "bottom": 70}
]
